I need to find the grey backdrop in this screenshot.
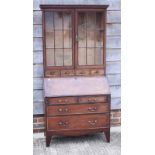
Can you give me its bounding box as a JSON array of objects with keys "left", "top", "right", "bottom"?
[{"left": 33, "top": 0, "right": 121, "bottom": 114}]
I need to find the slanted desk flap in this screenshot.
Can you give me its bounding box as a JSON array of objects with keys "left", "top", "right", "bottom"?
[{"left": 44, "top": 76, "right": 110, "bottom": 97}]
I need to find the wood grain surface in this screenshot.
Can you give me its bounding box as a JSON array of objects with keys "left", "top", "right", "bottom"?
[{"left": 44, "top": 76, "right": 110, "bottom": 97}]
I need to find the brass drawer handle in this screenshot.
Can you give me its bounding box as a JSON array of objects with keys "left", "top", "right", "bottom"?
[
  {"left": 58, "top": 99, "right": 62, "bottom": 103},
  {"left": 58, "top": 108, "right": 69, "bottom": 112},
  {"left": 88, "top": 107, "right": 97, "bottom": 112},
  {"left": 65, "top": 108, "right": 69, "bottom": 112},
  {"left": 88, "top": 98, "right": 91, "bottom": 102},
  {"left": 50, "top": 71, "right": 55, "bottom": 75},
  {"left": 58, "top": 99, "right": 68, "bottom": 103},
  {"left": 88, "top": 120, "right": 97, "bottom": 126},
  {"left": 88, "top": 98, "right": 97, "bottom": 102},
  {"left": 58, "top": 121, "right": 69, "bottom": 126},
  {"left": 58, "top": 108, "right": 63, "bottom": 112}
]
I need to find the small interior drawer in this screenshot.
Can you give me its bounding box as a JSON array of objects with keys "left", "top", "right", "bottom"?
[
  {"left": 45, "top": 70, "right": 60, "bottom": 77},
  {"left": 90, "top": 69, "right": 104, "bottom": 76},
  {"left": 61, "top": 70, "right": 75, "bottom": 76},
  {"left": 75, "top": 69, "right": 90, "bottom": 76}
]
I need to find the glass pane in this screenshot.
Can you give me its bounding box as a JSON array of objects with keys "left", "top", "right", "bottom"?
[
  {"left": 63, "top": 12, "right": 72, "bottom": 29},
  {"left": 96, "top": 12, "right": 102, "bottom": 29},
  {"left": 46, "top": 32, "right": 54, "bottom": 48},
  {"left": 45, "top": 12, "right": 54, "bottom": 32},
  {"left": 64, "top": 49, "right": 72, "bottom": 66},
  {"left": 78, "top": 13, "right": 86, "bottom": 30},
  {"left": 78, "top": 29, "right": 86, "bottom": 47},
  {"left": 96, "top": 30, "right": 103, "bottom": 47},
  {"left": 54, "top": 12, "right": 63, "bottom": 30},
  {"left": 87, "top": 31, "right": 95, "bottom": 47},
  {"left": 78, "top": 12, "right": 86, "bottom": 48},
  {"left": 55, "top": 31, "right": 63, "bottom": 48},
  {"left": 46, "top": 49, "right": 54, "bottom": 66},
  {"left": 55, "top": 49, "right": 63, "bottom": 66},
  {"left": 78, "top": 48, "right": 86, "bottom": 65},
  {"left": 64, "top": 30, "right": 72, "bottom": 48},
  {"left": 95, "top": 47, "right": 103, "bottom": 65},
  {"left": 87, "top": 48, "right": 95, "bottom": 65},
  {"left": 87, "top": 12, "right": 96, "bottom": 29},
  {"left": 77, "top": 11, "right": 104, "bottom": 66}
]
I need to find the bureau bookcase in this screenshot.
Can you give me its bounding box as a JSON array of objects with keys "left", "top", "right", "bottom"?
[{"left": 40, "top": 5, "right": 111, "bottom": 147}]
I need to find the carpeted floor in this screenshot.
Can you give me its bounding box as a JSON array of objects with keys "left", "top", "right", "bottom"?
[{"left": 33, "top": 127, "right": 121, "bottom": 155}]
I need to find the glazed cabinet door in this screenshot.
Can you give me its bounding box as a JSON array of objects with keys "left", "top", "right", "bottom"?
[
  {"left": 44, "top": 10, "right": 74, "bottom": 68},
  {"left": 76, "top": 10, "right": 105, "bottom": 68},
  {"left": 43, "top": 8, "right": 106, "bottom": 73}
]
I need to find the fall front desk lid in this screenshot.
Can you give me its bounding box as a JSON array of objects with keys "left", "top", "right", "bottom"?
[{"left": 44, "top": 76, "right": 110, "bottom": 97}]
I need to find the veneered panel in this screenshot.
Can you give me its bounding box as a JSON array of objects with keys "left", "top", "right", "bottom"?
[{"left": 44, "top": 76, "right": 110, "bottom": 97}]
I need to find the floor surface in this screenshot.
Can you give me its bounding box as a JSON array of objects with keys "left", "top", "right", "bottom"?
[{"left": 33, "top": 127, "right": 121, "bottom": 155}]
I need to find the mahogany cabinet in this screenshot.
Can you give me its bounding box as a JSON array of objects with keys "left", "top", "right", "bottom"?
[{"left": 40, "top": 5, "right": 111, "bottom": 147}]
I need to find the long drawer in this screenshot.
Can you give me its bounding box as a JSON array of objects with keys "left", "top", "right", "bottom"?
[
  {"left": 47, "top": 113, "right": 109, "bottom": 131},
  {"left": 47, "top": 102, "right": 109, "bottom": 116}
]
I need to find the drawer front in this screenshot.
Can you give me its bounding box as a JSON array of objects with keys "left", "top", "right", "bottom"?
[
  {"left": 75, "top": 69, "right": 90, "bottom": 76},
  {"left": 61, "top": 70, "right": 75, "bottom": 77},
  {"left": 45, "top": 70, "right": 60, "bottom": 77},
  {"left": 47, "top": 97, "right": 77, "bottom": 105},
  {"left": 47, "top": 102, "right": 109, "bottom": 116},
  {"left": 47, "top": 114, "right": 109, "bottom": 131},
  {"left": 90, "top": 69, "right": 104, "bottom": 76},
  {"left": 79, "top": 96, "right": 107, "bottom": 103}
]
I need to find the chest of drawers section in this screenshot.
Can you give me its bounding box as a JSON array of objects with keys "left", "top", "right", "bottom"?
[{"left": 45, "top": 95, "right": 111, "bottom": 146}]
